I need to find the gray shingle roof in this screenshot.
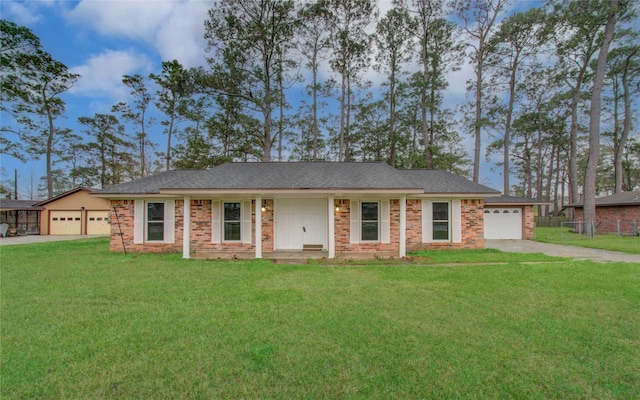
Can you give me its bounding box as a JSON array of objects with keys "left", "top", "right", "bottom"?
[
  {"left": 485, "top": 195, "right": 551, "bottom": 205},
  {"left": 93, "top": 162, "right": 501, "bottom": 196},
  {"left": 94, "top": 170, "right": 206, "bottom": 195},
  {"left": 570, "top": 190, "right": 640, "bottom": 207},
  {"left": 0, "top": 199, "right": 44, "bottom": 211},
  {"left": 399, "top": 169, "right": 500, "bottom": 195}
]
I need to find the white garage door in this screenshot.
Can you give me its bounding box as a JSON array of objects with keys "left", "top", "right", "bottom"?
[
  {"left": 484, "top": 207, "right": 523, "bottom": 239},
  {"left": 50, "top": 211, "right": 81, "bottom": 235},
  {"left": 87, "top": 211, "right": 111, "bottom": 235}
]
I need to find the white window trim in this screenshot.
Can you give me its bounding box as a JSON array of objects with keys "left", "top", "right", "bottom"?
[
  {"left": 211, "top": 199, "right": 252, "bottom": 244},
  {"left": 133, "top": 199, "right": 175, "bottom": 244},
  {"left": 431, "top": 201, "right": 451, "bottom": 242},
  {"left": 350, "top": 199, "right": 390, "bottom": 244},
  {"left": 222, "top": 201, "right": 242, "bottom": 243},
  {"left": 422, "top": 199, "right": 462, "bottom": 244},
  {"left": 360, "top": 200, "right": 380, "bottom": 243}
]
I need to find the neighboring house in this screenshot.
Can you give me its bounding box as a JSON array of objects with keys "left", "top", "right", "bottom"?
[
  {"left": 35, "top": 187, "right": 112, "bottom": 235},
  {"left": 93, "top": 162, "right": 513, "bottom": 259},
  {"left": 484, "top": 195, "right": 549, "bottom": 240},
  {"left": 569, "top": 191, "right": 640, "bottom": 235},
  {"left": 0, "top": 199, "right": 43, "bottom": 235}
]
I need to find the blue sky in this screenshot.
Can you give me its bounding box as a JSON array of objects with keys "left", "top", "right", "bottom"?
[{"left": 2, "top": 0, "right": 551, "bottom": 199}]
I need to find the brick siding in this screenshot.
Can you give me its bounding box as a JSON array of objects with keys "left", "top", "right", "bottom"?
[
  {"left": 574, "top": 205, "right": 640, "bottom": 233},
  {"left": 110, "top": 197, "right": 495, "bottom": 256}
]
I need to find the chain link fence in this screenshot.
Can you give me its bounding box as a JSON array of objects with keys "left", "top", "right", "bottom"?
[{"left": 557, "top": 220, "right": 639, "bottom": 238}]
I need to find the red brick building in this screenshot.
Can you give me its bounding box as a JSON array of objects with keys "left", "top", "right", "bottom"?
[
  {"left": 570, "top": 191, "right": 640, "bottom": 235},
  {"left": 93, "top": 162, "right": 538, "bottom": 259}
]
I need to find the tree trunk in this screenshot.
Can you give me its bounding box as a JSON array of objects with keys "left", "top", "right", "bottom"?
[
  {"left": 312, "top": 56, "right": 319, "bottom": 161},
  {"left": 345, "top": 77, "right": 352, "bottom": 162},
  {"left": 503, "top": 54, "right": 518, "bottom": 195},
  {"left": 46, "top": 109, "right": 54, "bottom": 198},
  {"left": 166, "top": 105, "right": 175, "bottom": 171},
  {"left": 615, "top": 48, "right": 637, "bottom": 193},
  {"left": 584, "top": 0, "right": 618, "bottom": 237},
  {"left": 338, "top": 75, "right": 346, "bottom": 162},
  {"left": 473, "top": 51, "right": 483, "bottom": 183},
  {"left": 389, "top": 68, "right": 396, "bottom": 167}
]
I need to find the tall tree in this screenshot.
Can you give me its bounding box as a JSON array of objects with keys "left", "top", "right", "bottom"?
[
  {"left": 112, "top": 74, "right": 154, "bottom": 178},
  {"left": 78, "top": 113, "right": 135, "bottom": 187},
  {"left": 374, "top": 6, "right": 413, "bottom": 167},
  {"left": 487, "top": 7, "right": 546, "bottom": 194},
  {"left": 548, "top": 0, "right": 607, "bottom": 206},
  {"left": 454, "top": 0, "right": 509, "bottom": 183},
  {"left": 325, "top": 0, "right": 377, "bottom": 161},
  {"left": 0, "top": 20, "right": 42, "bottom": 159},
  {"left": 203, "top": 0, "right": 296, "bottom": 162},
  {"left": 583, "top": 0, "right": 621, "bottom": 237},
  {"left": 604, "top": 38, "right": 639, "bottom": 193},
  {"left": 296, "top": 1, "right": 332, "bottom": 160},
  {"left": 150, "top": 60, "right": 193, "bottom": 171},
  {"left": 1, "top": 44, "right": 79, "bottom": 198}
]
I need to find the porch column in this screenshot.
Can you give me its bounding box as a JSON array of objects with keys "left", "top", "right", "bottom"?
[
  {"left": 255, "top": 195, "right": 262, "bottom": 258},
  {"left": 183, "top": 195, "right": 191, "bottom": 259},
  {"left": 328, "top": 195, "right": 335, "bottom": 258},
  {"left": 399, "top": 195, "right": 406, "bottom": 258}
]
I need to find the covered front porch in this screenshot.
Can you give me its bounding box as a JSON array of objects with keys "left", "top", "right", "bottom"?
[{"left": 181, "top": 193, "right": 408, "bottom": 260}]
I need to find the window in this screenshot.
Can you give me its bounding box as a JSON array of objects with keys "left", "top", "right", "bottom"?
[
  {"left": 432, "top": 202, "right": 450, "bottom": 241},
  {"left": 224, "top": 202, "right": 241, "bottom": 241},
  {"left": 361, "top": 202, "right": 379, "bottom": 241},
  {"left": 147, "top": 202, "right": 165, "bottom": 241}
]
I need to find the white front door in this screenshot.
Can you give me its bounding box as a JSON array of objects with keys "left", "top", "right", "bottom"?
[{"left": 275, "top": 199, "right": 327, "bottom": 250}]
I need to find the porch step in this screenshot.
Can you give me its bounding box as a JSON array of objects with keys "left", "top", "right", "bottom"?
[{"left": 303, "top": 244, "right": 324, "bottom": 251}]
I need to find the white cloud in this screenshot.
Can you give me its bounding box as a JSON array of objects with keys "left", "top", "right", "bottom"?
[
  {"left": 1, "top": 1, "right": 42, "bottom": 25},
  {"left": 69, "top": 49, "right": 154, "bottom": 101},
  {"left": 64, "top": 0, "right": 209, "bottom": 68},
  {"left": 153, "top": 1, "right": 210, "bottom": 67}
]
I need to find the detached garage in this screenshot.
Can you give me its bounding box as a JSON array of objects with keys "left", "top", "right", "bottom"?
[
  {"left": 35, "top": 187, "right": 111, "bottom": 235},
  {"left": 484, "top": 195, "right": 544, "bottom": 240},
  {"left": 484, "top": 207, "right": 523, "bottom": 239}
]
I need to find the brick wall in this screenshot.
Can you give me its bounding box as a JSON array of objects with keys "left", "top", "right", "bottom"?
[
  {"left": 523, "top": 205, "right": 535, "bottom": 239},
  {"left": 405, "top": 199, "right": 485, "bottom": 251},
  {"left": 405, "top": 199, "right": 423, "bottom": 249},
  {"left": 334, "top": 199, "right": 399, "bottom": 254},
  {"left": 110, "top": 197, "right": 491, "bottom": 256},
  {"left": 109, "top": 200, "right": 181, "bottom": 254},
  {"left": 574, "top": 205, "right": 640, "bottom": 233}
]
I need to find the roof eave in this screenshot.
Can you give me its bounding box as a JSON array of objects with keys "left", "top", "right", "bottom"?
[
  {"left": 159, "top": 188, "right": 426, "bottom": 195},
  {"left": 411, "top": 192, "right": 501, "bottom": 198}
]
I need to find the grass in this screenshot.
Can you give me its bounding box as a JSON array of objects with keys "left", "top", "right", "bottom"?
[
  {"left": 2, "top": 238, "right": 639, "bottom": 399},
  {"left": 311, "top": 248, "right": 564, "bottom": 266},
  {"left": 536, "top": 227, "right": 640, "bottom": 254}
]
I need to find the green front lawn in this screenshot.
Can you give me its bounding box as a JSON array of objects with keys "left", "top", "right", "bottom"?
[
  {"left": 536, "top": 226, "right": 640, "bottom": 254},
  {"left": 2, "top": 238, "right": 639, "bottom": 399}
]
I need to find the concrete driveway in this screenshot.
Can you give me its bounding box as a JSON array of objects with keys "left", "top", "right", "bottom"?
[
  {"left": 0, "top": 235, "right": 107, "bottom": 246},
  {"left": 485, "top": 240, "right": 640, "bottom": 263}
]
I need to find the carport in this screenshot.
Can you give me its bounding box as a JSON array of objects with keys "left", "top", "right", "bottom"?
[{"left": 0, "top": 199, "right": 43, "bottom": 235}]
